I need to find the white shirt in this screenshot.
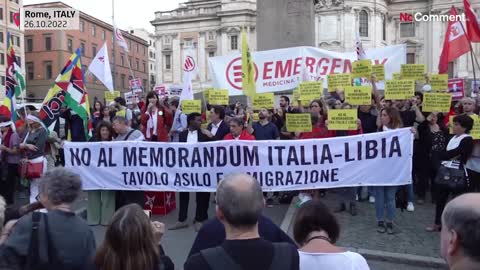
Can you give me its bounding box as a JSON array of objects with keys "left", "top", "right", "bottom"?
[
  {"left": 187, "top": 130, "right": 198, "bottom": 143},
  {"left": 299, "top": 251, "right": 370, "bottom": 270},
  {"left": 210, "top": 120, "right": 223, "bottom": 136}
]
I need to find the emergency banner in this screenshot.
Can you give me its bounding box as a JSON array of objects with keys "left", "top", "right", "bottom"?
[
  {"left": 209, "top": 45, "right": 406, "bottom": 96},
  {"left": 64, "top": 128, "right": 413, "bottom": 191}
]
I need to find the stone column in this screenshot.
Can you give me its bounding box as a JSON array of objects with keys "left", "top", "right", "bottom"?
[
  {"left": 198, "top": 31, "right": 206, "bottom": 82},
  {"left": 172, "top": 34, "right": 181, "bottom": 84},
  {"left": 155, "top": 35, "right": 163, "bottom": 84}
]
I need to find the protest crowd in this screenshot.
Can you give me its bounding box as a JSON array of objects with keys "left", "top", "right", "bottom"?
[{"left": 0, "top": 2, "right": 480, "bottom": 269}]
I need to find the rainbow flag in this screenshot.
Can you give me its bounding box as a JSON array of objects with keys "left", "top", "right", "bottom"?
[
  {"left": 1, "top": 32, "right": 26, "bottom": 120},
  {"left": 39, "top": 48, "right": 92, "bottom": 139}
]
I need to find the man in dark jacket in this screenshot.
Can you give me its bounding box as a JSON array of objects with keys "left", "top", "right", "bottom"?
[
  {"left": 170, "top": 113, "right": 212, "bottom": 232},
  {"left": 207, "top": 106, "right": 229, "bottom": 141}
]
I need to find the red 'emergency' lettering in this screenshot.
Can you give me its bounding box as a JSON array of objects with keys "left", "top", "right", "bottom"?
[
  {"left": 305, "top": 57, "right": 316, "bottom": 73},
  {"left": 275, "top": 60, "right": 293, "bottom": 78},
  {"left": 330, "top": 58, "right": 342, "bottom": 74},
  {"left": 293, "top": 57, "right": 302, "bottom": 75},
  {"left": 263, "top": 62, "right": 274, "bottom": 80}
]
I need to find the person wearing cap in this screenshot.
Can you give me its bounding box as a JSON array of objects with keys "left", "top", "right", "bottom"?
[
  {"left": 0, "top": 116, "right": 23, "bottom": 205},
  {"left": 19, "top": 112, "right": 48, "bottom": 203}
]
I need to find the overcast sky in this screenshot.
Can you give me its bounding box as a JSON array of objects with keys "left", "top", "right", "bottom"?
[{"left": 24, "top": 0, "right": 184, "bottom": 32}]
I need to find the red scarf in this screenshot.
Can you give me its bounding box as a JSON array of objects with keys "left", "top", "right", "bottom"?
[{"left": 2, "top": 128, "right": 12, "bottom": 148}]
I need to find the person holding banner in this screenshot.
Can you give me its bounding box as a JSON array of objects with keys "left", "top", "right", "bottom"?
[
  {"left": 170, "top": 113, "right": 213, "bottom": 232},
  {"left": 0, "top": 116, "right": 21, "bottom": 205},
  {"left": 141, "top": 91, "right": 173, "bottom": 142},
  {"left": 207, "top": 106, "right": 230, "bottom": 141},
  {"left": 19, "top": 112, "right": 48, "bottom": 204},
  {"left": 426, "top": 115, "right": 474, "bottom": 232},
  {"left": 168, "top": 97, "right": 187, "bottom": 142},
  {"left": 247, "top": 108, "right": 279, "bottom": 140},
  {"left": 224, "top": 118, "right": 255, "bottom": 141},
  {"left": 87, "top": 121, "right": 116, "bottom": 226}
]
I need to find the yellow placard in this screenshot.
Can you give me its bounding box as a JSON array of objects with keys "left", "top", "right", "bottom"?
[
  {"left": 352, "top": 60, "right": 372, "bottom": 78},
  {"left": 401, "top": 64, "right": 426, "bottom": 82},
  {"left": 286, "top": 113, "right": 312, "bottom": 132},
  {"left": 252, "top": 113, "right": 259, "bottom": 122},
  {"left": 327, "top": 74, "right": 351, "bottom": 92},
  {"left": 105, "top": 91, "right": 121, "bottom": 103},
  {"left": 253, "top": 93, "right": 274, "bottom": 109},
  {"left": 207, "top": 89, "right": 229, "bottom": 105},
  {"left": 385, "top": 80, "right": 415, "bottom": 100},
  {"left": 422, "top": 93, "right": 451, "bottom": 113},
  {"left": 392, "top": 72, "right": 401, "bottom": 80},
  {"left": 181, "top": 100, "right": 202, "bottom": 115},
  {"left": 430, "top": 74, "right": 449, "bottom": 92},
  {"left": 299, "top": 82, "right": 322, "bottom": 101},
  {"left": 327, "top": 109, "right": 358, "bottom": 130},
  {"left": 344, "top": 86, "right": 371, "bottom": 106},
  {"left": 372, "top": 65, "right": 385, "bottom": 81}
]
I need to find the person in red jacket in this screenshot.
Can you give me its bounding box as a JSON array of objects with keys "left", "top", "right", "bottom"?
[
  {"left": 223, "top": 117, "right": 255, "bottom": 140},
  {"left": 140, "top": 91, "right": 173, "bottom": 142}
]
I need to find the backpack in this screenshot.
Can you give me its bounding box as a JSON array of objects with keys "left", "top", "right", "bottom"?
[
  {"left": 395, "top": 186, "right": 408, "bottom": 212},
  {"left": 200, "top": 242, "right": 294, "bottom": 270}
]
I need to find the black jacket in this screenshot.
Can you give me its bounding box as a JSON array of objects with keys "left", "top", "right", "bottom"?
[
  {"left": 207, "top": 121, "right": 230, "bottom": 141},
  {"left": 179, "top": 129, "right": 211, "bottom": 143}
]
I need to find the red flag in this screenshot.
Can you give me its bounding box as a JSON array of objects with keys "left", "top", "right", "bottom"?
[
  {"left": 464, "top": 0, "right": 480, "bottom": 42},
  {"left": 439, "top": 7, "right": 471, "bottom": 74}
]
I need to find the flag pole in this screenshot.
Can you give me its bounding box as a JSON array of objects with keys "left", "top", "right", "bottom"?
[
  {"left": 457, "top": 5, "right": 478, "bottom": 97},
  {"left": 111, "top": 0, "right": 116, "bottom": 91}
]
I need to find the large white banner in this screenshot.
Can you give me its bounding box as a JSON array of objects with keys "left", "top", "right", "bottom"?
[
  {"left": 64, "top": 129, "right": 413, "bottom": 192},
  {"left": 208, "top": 45, "right": 406, "bottom": 96}
]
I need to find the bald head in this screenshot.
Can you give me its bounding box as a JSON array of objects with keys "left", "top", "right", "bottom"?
[
  {"left": 216, "top": 173, "right": 264, "bottom": 229},
  {"left": 442, "top": 193, "right": 480, "bottom": 262}
]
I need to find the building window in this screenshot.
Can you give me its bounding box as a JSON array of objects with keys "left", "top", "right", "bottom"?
[
  {"left": 92, "top": 25, "right": 96, "bottom": 37},
  {"left": 143, "top": 79, "right": 147, "bottom": 89},
  {"left": 45, "top": 36, "right": 52, "bottom": 51},
  {"left": 26, "top": 62, "right": 34, "bottom": 80},
  {"left": 136, "top": 43, "right": 139, "bottom": 53},
  {"left": 9, "top": 11, "right": 15, "bottom": 24},
  {"left": 92, "top": 45, "right": 97, "bottom": 57},
  {"left": 80, "top": 21, "right": 85, "bottom": 32},
  {"left": 80, "top": 42, "right": 85, "bottom": 54},
  {"left": 10, "top": 0, "right": 19, "bottom": 4},
  {"left": 45, "top": 61, "right": 53, "bottom": 79},
  {"left": 120, "top": 55, "right": 124, "bottom": 66},
  {"left": 12, "top": 35, "right": 20, "bottom": 46},
  {"left": 185, "top": 39, "right": 193, "bottom": 48},
  {"left": 67, "top": 39, "right": 73, "bottom": 53},
  {"left": 149, "top": 51, "right": 153, "bottom": 58},
  {"left": 26, "top": 38, "right": 33, "bottom": 52},
  {"left": 15, "top": 56, "right": 21, "bottom": 67},
  {"left": 208, "top": 31, "right": 215, "bottom": 41},
  {"left": 0, "top": 8, "right": 3, "bottom": 21},
  {"left": 359, "top": 10, "right": 369, "bottom": 37},
  {"left": 121, "top": 74, "right": 126, "bottom": 89},
  {"left": 0, "top": 32, "right": 3, "bottom": 43},
  {"left": 150, "top": 63, "right": 153, "bottom": 70},
  {"left": 0, "top": 76, "right": 5, "bottom": 86},
  {"left": 0, "top": 53, "right": 4, "bottom": 65},
  {"left": 230, "top": 35, "right": 238, "bottom": 50},
  {"left": 382, "top": 15, "right": 386, "bottom": 41},
  {"left": 136, "top": 59, "right": 139, "bottom": 70},
  {"left": 448, "top": 62, "right": 454, "bottom": 78},
  {"left": 400, "top": 23, "right": 415, "bottom": 38},
  {"left": 129, "top": 57, "right": 132, "bottom": 66},
  {"left": 406, "top": 53, "right": 415, "bottom": 64},
  {"left": 209, "top": 51, "right": 215, "bottom": 58},
  {"left": 164, "top": 36, "right": 171, "bottom": 44},
  {"left": 165, "top": 54, "right": 171, "bottom": 70},
  {"left": 102, "top": 30, "right": 106, "bottom": 40}
]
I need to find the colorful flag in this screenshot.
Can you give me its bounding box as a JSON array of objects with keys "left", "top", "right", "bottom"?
[
  {"left": 355, "top": 33, "right": 367, "bottom": 60},
  {"left": 241, "top": 28, "right": 256, "bottom": 98},
  {"left": 88, "top": 42, "right": 114, "bottom": 92},
  {"left": 39, "top": 48, "right": 92, "bottom": 139},
  {"left": 180, "top": 47, "right": 197, "bottom": 102},
  {"left": 113, "top": 22, "right": 129, "bottom": 52},
  {"left": 1, "top": 32, "right": 26, "bottom": 121},
  {"left": 464, "top": 0, "right": 480, "bottom": 42},
  {"left": 439, "top": 7, "right": 471, "bottom": 74}
]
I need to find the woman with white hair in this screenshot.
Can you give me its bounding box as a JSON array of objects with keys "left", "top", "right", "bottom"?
[{"left": 18, "top": 112, "right": 48, "bottom": 203}]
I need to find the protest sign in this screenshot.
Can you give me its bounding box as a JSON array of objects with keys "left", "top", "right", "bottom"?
[
  {"left": 253, "top": 93, "right": 275, "bottom": 109},
  {"left": 327, "top": 74, "right": 351, "bottom": 92},
  {"left": 401, "top": 64, "right": 426, "bottom": 82},
  {"left": 344, "top": 86, "right": 371, "bottom": 106},
  {"left": 448, "top": 79, "right": 465, "bottom": 101},
  {"left": 299, "top": 82, "right": 322, "bottom": 101},
  {"left": 327, "top": 109, "right": 358, "bottom": 130},
  {"left": 385, "top": 80, "right": 415, "bottom": 100},
  {"left": 129, "top": 78, "right": 143, "bottom": 93},
  {"left": 252, "top": 113, "right": 259, "bottom": 122},
  {"left": 471, "top": 80, "right": 480, "bottom": 97},
  {"left": 154, "top": 84, "right": 167, "bottom": 96},
  {"left": 124, "top": 92, "right": 139, "bottom": 105},
  {"left": 352, "top": 60, "right": 372, "bottom": 78},
  {"left": 392, "top": 72, "right": 401, "bottom": 80},
  {"left": 209, "top": 44, "right": 406, "bottom": 95},
  {"left": 64, "top": 129, "right": 412, "bottom": 192},
  {"left": 430, "top": 74, "right": 448, "bottom": 92},
  {"left": 105, "top": 91, "right": 120, "bottom": 103},
  {"left": 181, "top": 100, "right": 202, "bottom": 114},
  {"left": 207, "top": 89, "right": 229, "bottom": 105},
  {"left": 372, "top": 64, "right": 385, "bottom": 81},
  {"left": 286, "top": 113, "right": 312, "bottom": 132},
  {"left": 422, "top": 93, "right": 452, "bottom": 113}
]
